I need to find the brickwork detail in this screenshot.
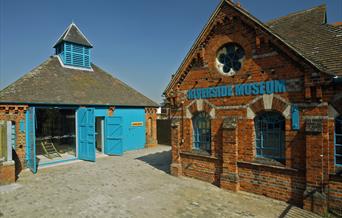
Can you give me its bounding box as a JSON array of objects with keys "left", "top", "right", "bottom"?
[
  {"left": 328, "top": 176, "right": 342, "bottom": 216},
  {"left": 0, "top": 161, "right": 16, "bottom": 185},
  {"left": 0, "top": 105, "right": 28, "bottom": 184},
  {"left": 145, "top": 108, "right": 158, "bottom": 148}
]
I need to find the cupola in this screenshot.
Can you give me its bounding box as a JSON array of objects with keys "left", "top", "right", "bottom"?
[{"left": 53, "top": 23, "right": 93, "bottom": 69}]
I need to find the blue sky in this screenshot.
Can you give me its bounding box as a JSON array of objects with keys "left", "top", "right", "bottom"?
[{"left": 0, "top": 0, "right": 341, "bottom": 104}]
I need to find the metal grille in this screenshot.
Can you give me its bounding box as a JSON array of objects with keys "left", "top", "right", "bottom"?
[
  {"left": 192, "top": 112, "right": 211, "bottom": 152},
  {"left": 255, "top": 112, "right": 285, "bottom": 160},
  {"left": 335, "top": 116, "right": 342, "bottom": 166}
]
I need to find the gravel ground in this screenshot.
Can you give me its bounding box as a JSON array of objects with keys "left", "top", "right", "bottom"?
[{"left": 0, "top": 145, "right": 321, "bottom": 218}]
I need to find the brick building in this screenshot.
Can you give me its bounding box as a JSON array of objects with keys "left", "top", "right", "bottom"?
[
  {"left": 163, "top": 1, "right": 342, "bottom": 215},
  {"left": 0, "top": 23, "right": 158, "bottom": 185}
]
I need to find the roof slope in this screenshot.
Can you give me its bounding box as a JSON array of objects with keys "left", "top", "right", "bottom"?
[
  {"left": 267, "top": 5, "right": 342, "bottom": 76},
  {"left": 0, "top": 57, "right": 158, "bottom": 107},
  {"left": 164, "top": 1, "right": 342, "bottom": 95},
  {"left": 53, "top": 23, "right": 93, "bottom": 48}
]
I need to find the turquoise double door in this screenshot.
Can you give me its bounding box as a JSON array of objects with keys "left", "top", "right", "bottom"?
[
  {"left": 26, "top": 107, "right": 140, "bottom": 174},
  {"left": 78, "top": 108, "right": 123, "bottom": 161}
]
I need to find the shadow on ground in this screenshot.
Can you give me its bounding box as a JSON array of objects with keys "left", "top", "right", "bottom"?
[{"left": 136, "top": 150, "right": 172, "bottom": 174}]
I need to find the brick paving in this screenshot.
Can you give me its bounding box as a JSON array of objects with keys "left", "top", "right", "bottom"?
[{"left": 0, "top": 145, "right": 321, "bottom": 218}]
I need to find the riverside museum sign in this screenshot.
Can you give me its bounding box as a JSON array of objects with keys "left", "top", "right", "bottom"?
[{"left": 187, "top": 80, "right": 286, "bottom": 100}]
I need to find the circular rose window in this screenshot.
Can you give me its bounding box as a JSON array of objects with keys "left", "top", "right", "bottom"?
[{"left": 216, "top": 44, "right": 245, "bottom": 76}]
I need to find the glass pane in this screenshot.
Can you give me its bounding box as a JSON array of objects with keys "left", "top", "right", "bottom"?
[
  {"left": 256, "top": 148, "right": 262, "bottom": 156},
  {"left": 192, "top": 112, "right": 211, "bottom": 151},
  {"left": 254, "top": 112, "right": 284, "bottom": 159},
  {"left": 336, "top": 136, "right": 342, "bottom": 145},
  {"left": 336, "top": 156, "right": 342, "bottom": 165},
  {"left": 262, "top": 149, "right": 279, "bottom": 158},
  {"left": 336, "top": 117, "right": 342, "bottom": 134},
  {"left": 336, "top": 146, "right": 342, "bottom": 156}
]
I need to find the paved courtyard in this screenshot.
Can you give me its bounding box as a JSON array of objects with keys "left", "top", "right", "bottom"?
[{"left": 0, "top": 146, "right": 320, "bottom": 218}]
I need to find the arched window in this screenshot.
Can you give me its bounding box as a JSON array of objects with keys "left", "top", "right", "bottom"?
[
  {"left": 335, "top": 116, "right": 342, "bottom": 166},
  {"left": 192, "top": 112, "right": 211, "bottom": 152},
  {"left": 254, "top": 112, "right": 285, "bottom": 161}
]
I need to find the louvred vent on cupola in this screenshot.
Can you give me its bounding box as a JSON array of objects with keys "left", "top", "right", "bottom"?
[
  {"left": 54, "top": 23, "right": 93, "bottom": 69},
  {"left": 62, "top": 42, "right": 91, "bottom": 68}
]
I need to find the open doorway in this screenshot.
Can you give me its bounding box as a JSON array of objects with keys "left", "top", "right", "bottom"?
[
  {"left": 95, "top": 117, "right": 104, "bottom": 153},
  {"left": 35, "top": 108, "right": 76, "bottom": 165}
]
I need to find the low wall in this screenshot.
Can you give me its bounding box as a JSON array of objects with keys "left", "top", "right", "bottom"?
[
  {"left": 180, "top": 152, "right": 221, "bottom": 185},
  {"left": 328, "top": 175, "right": 342, "bottom": 216},
  {"left": 238, "top": 161, "right": 306, "bottom": 206},
  {"left": 0, "top": 161, "right": 15, "bottom": 185}
]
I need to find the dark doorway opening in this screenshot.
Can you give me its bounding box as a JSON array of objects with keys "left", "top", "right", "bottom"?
[
  {"left": 35, "top": 108, "right": 76, "bottom": 164},
  {"left": 95, "top": 117, "right": 104, "bottom": 153}
]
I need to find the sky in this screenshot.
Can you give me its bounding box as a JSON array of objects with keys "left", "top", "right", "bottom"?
[{"left": 0, "top": 0, "right": 341, "bottom": 104}]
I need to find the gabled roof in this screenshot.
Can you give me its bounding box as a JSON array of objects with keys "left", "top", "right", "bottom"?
[
  {"left": 53, "top": 23, "right": 93, "bottom": 48},
  {"left": 164, "top": 1, "right": 342, "bottom": 95},
  {"left": 0, "top": 56, "right": 158, "bottom": 107},
  {"left": 266, "top": 5, "right": 342, "bottom": 76}
]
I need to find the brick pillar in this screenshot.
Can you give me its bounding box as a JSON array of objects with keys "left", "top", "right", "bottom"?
[
  {"left": 220, "top": 117, "right": 240, "bottom": 191},
  {"left": 0, "top": 160, "right": 16, "bottom": 185},
  {"left": 170, "top": 119, "right": 182, "bottom": 176},
  {"left": 145, "top": 108, "right": 158, "bottom": 148},
  {"left": 303, "top": 118, "right": 328, "bottom": 215}
]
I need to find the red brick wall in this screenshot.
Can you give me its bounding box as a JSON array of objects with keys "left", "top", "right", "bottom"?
[
  {"left": 0, "top": 161, "right": 15, "bottom": 185},
  {"left": 0, "top": 105, "right": 28, "bottom": 181},
  {"left": 180, "top": 153, "right": 220, "bottom": 185},
  {"left": 166, "top": 1, "right": 341, "bottom": 215},
  {"left": 328, "top": 176, "right": 342, "bottom": 216},
  {"left": 145, "top": 108, "right": 158, "bottom": 147},
  {"left": 238, "top": 162, "right": 306, "bottom": 205}
]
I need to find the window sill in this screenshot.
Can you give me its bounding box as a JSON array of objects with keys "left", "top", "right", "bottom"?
[
  {"left": 254, "top": 157, "right": 285, "bottom": 166},
  {"left": 180, "top": 151, "right": 218, "bottom": 160},
  {"left": 237, "top": 160, "right": 299, "bottom": 172}
]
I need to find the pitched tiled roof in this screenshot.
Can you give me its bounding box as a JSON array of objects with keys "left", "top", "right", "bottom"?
[
  {"left": 266, "top": 5, "right": 342, "bottom": 76},
  {"left": 53, "top": 23, "right": 93, "bottom": 48},
  {"left": 0, "top": 57, "right": 158, "bottom": 107}
]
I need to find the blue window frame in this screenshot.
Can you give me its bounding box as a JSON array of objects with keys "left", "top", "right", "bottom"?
[
  {"left": 255, "top": 112, "right": 285, "bottom": 161},
  {"left": 192, "top": 112, "right": 211, "bottom": 152},
  {"left": 335, "top": 116, "right": 342, "bottom": 166}
]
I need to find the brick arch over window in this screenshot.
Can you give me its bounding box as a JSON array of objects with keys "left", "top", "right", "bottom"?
[
  {"left": 186, "top": 99, "right": 216, "bottom": 119},
  {"left": 246, "top": 94, "right": 291, "bottom": 119}
]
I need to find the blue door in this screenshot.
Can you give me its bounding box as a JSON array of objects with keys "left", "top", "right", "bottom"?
[
  {"left": 77, "top": 108, "right": 96, "bottom": 161},
  {"left": 105, "top": 116, "right": 123, "bottom": 155},
  {"left": 26, "top": 107, "right": 37, "bottom": 173}
]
